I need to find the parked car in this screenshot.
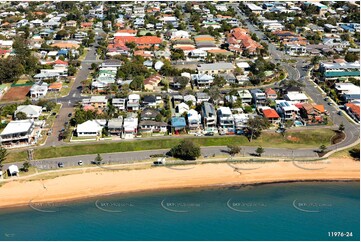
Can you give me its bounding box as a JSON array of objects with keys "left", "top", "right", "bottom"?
[
  {"left": 337, "top": 110, "right": 342, "bottom": 115},
  {"left": 78, "top": 160, "right": 83, "bottom": 166},
  {"left": 68, "top": 113, "right": 72, "bottom": 117},
  {"left": 58, "top": 162, "right": 64, "bottom": 168},
  {"left": 205, "top": 132, "right": 214, "bottom": 136}
]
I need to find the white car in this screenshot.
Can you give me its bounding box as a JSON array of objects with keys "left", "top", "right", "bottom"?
[{"left": 78, "top": 160, "right": 83, "bottom": 166}]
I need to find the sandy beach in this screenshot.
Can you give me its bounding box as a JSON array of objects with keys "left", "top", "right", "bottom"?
[{"left": 0, "top": 158, "right": 359, "bottom": 208}]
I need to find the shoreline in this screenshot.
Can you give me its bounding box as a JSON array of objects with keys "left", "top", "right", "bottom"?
[
  {"left": 1, "top": 179, "right": 359, "bottom": 211},
  {"left": 0, "top": 158, "right": 359, "bottom": 209}
]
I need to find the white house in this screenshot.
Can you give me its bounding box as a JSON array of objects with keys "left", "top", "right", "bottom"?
[
  {"left": 112, "top": 98, "right": 126, "bottom": 111},
  {"left": 175, "top": 102, "right": 190, "bottom": 116},
  {"left": 15, "top": 105, "right": 42, "bottom": 119},
  {"left": 76, "top": 120, "right": 103, "bottom": 137},
  {"left": 127, "top": 94, "right": 140, "bottom": 111},
  {"left": 0, "top": 120, "right": 37, "bottom": 147},
  {"left": 187, "top": 109, "right": 201, "bottom": 133},
  {"left": 30, "top": 82, "right": 49, "bottom": 100},
  {"left": 123, "top": 117, "right": 138, "bottom": 139},
  {"left": 8, "top": 165, "right": 19, "bottom": 176}
]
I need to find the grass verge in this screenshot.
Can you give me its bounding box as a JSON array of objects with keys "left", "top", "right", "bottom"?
[{"left": 4, "top": 129, "right": 335, "bottom": 163}]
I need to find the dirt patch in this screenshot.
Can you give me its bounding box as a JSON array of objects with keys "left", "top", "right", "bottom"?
[
  {"left": 286, "top": 136, "right": 300, "bottom": 142},
  {"left": 1, "top": 86, "right": 30, "bottom": 102},
  {"left": 331, "top": 131, "right": 345, "bottom": 144}
]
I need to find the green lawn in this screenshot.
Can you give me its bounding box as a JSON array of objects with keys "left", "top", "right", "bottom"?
[
  {"left": 4, "top": 128, "right": 336, "bottom": 163},
  {"left": 330, "top": 144, "right": 360, "bottom": 159}
]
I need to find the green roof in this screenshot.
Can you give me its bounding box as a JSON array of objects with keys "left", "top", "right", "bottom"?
[{"left": 324, "top": 71, "right": 360, "bottom": 77}]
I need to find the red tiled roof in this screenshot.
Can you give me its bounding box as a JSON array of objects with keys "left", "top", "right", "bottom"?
[
  {"left": 262, "top": 109, "right": 280, "bottom": 119},
  {"left": 265, "top": 88, "right": 277, "bottom": 95},
  {"left": 346, "top": 103, "right": 360, "bottom": 119}
]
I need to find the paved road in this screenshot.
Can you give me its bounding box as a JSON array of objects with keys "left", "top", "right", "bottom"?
[{"left": 2, "top": 145, "right": 318, "bottom": 171}]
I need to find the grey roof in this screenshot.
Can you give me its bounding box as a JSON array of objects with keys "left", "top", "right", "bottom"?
[
  {"left": 108, "top": 118, "right": 123, "bottom": 129},
  {"left": 139, "top": 120, "right": 167, "bottom": 127},
  {"left": 197, "top": 62, "right": 234, "bottom": 71},
  {"left": 202, "top": 102, "right": 216, "bottom": 117}
]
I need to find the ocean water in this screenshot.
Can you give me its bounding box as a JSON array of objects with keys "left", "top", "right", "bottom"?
[{"left": 0, "top": 182, "right": 359, "bottom": 241}]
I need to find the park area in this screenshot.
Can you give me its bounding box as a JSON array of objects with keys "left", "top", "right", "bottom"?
[{"left": 1, "top": 86, "right": 30, "bottom": 102}]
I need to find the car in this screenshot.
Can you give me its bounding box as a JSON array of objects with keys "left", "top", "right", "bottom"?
[
  {"left": 52, "top": 112, "right": 57, "bottom": 116},
  {"left": 60, "top": 128, "right": 65, "bottom": 132},
  {"left": 64, "top": 121, "right": 69, "bottom": 126},
  {"left": 328, "top": 102, "right": 333, "bottom": 106},
  {"left": 78, "top": 160, "right": 83, "bottom": 166},
  {"left": 58, "top": 162, "right": 64, "bottom": 168},
  {"left": 337, "top": 110, "right": 342, "bottom": 115},
  {"left": 68, "top": 113, "right": 72, "bottom": 117},
  {"left": 205, "top": 132, "right": 214, "bottom": 136}
]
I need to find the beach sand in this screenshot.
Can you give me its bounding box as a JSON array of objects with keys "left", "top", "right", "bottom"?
[{"left": 0, "top": 158, "right": 359, "bottom": 208}]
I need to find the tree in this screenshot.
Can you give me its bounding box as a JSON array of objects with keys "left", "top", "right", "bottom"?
[
  {"left": 338, "top": 123, "right": 345, "bottom": 133},
  {"left": 37, "top": 99, "right": 56, "bottom": 111},
  {"left": 94, "top": 153, "right": 103, "bottom": 165},
  {"left": 0, "top": 147, "right": 8, "bottom": 168},
  {"left": 227, "top": 145, "right": 241, "bottom": 156},
  {"left": 206, "top": 86, "right": 222, "bottom": 103},
  {"left": 91, "top": 63, "right": 98, "bottom": 70},
  {"left": 255, "top": 146, "right": 264, "bottom": 157},
  {"left": 15, "top": 111, "right": 27, "bottom": 120},
  {"left": 169, "top": 140, "right": 201, "bottom": 160},
  {"left": 173, "top": 76, "right": 189, "bottom": 90},
  {"left": 246, "top": 116, "right": 271, "bottom": 142},
  {"left": 129, "top": 75, "right": 144, "bottom": 91},
  {"left": 349, "top": 148, "right": 360, "bottom": 160},
  {"left": 319, "top": 144, "right": 327, "bottom": 153},
  {"left": 22, "top": 161, "right": 31, "bottom": 172},
  {"left": 345, "top": 52, "right": 359, "bottom": 62},
  {"left": 56, "top": 29, "right": 69, "bottom": 39}
]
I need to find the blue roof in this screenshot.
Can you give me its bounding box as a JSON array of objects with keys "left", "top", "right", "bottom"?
[
  {"left": 57, "top": 49, "right": 69, "bottom": 55},
  {"left": 171, "top": 117, "right": 186, "bottom": 128}
]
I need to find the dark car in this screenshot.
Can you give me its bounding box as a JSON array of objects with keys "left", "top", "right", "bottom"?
[
  {"left": 68, "top": 113, "right": 72, "bottom": 117},
  {"left": 58, "top": 162, "right": 64, "bottom": 168},
  {"left": 205, "top": 132, "right": 214, "bottom": 136}
]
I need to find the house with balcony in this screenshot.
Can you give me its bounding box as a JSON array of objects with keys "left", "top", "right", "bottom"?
[
  {"left": 334, "top": 82, "right": 360, "bottom": 103},
  {"left": 123, "top": 117, "right": 138, "bottom": 139},
  {"left": 250, "top": 89, "right": 267, "bottom": 106},
  {"left": 175, "top": 102, "right": 190, "bottom": 116},
  {"left": 138, "top": 120, "right": 167, "bottom": 135},
  {"left": 217, "top": 107, "right": 235, "bottom": 134},
  {"left": 191, "top": 74, "right": 214, "bottom": 88},
  {"left": 107, "top": 117, "right": 123, "bottom": 136},
  {"left": 0, "top": 120, "right": 38, "bottom": 147},
  {"left": 284, "top": 92, "right": 308, "bottom": 104},
  {"left": 187, "top": 109, "right": 201, "bottom": 134},
  {"left": 127, "top": 94, "right": 140, "bottom": 111},
  {"left": 276, "top": 100, "right": 300, "bottom": 120},
  {"left": 265, "top": 88, "right": 278, "bottom": 100},
  {"left": 171, "top": 116, "right": 187, "bottom": 134},
  {"left": 201, "top": 102, "right": 217, "bottom": 133},
  {"left": 262, "top": 108, "right": 280, "bottom": 124},
  {"left": 237, "top": 89, "right": 253, "bottom": 104},
  {"left": 82, "top": 96, "right": 108, "bottom": 110},
  {"left": 196, "top": 92, "right": 211, "bottom": 104},
  {"left": 30, "top": 81, "right": 49, "bottom": 100},
  {"left": 112, "top": 98, "right": 126, "bottom": 111}
]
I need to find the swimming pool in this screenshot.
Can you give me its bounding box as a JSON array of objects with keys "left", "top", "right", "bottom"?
[{"left": 294, "top": 120, "right": 304, "bottom": 126}]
